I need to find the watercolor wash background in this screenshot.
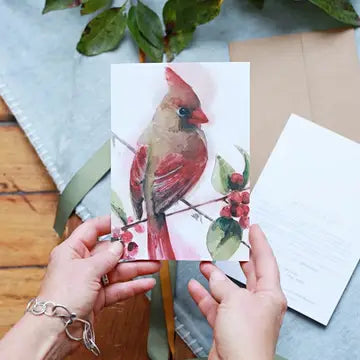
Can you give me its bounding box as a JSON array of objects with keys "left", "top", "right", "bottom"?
[{"left": 111, "top": 62, "right": 250, "bottom": 260}]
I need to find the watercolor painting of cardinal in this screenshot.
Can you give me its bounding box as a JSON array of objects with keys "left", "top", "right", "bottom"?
[
  {"left": 111, "top": 62, "right": 250, "bottom": 262},
  {"left": 129, "top": 67, "right": 208, "bottom": 260}
]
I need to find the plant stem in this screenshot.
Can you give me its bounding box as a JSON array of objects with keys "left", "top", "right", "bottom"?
[
  {"left": 180, "top": 198, "right": 213, "bottom": 222},
  {"left": 121, "top": 195, "right": 226, "bottom": 230},
  {"left": 241, "top": 241, "right": 251, "bottom": 249},
  {"left": 121, "top": 188, "right": 249, "bottom": 231},
  {"left": 163, "top": 34, "right": 174, "bottom": 63},
  {"left": 138, "top": 48, "right": 146, "bottom": 63}
]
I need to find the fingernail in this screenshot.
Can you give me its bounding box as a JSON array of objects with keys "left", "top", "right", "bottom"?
[
  {"left": 109, "top": 241, "right": 123, "bottom": 257},
  {"left": 210, "top": 270, "right": 226, "bottom": 282}
]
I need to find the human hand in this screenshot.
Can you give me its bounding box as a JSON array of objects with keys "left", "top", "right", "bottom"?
[
  {"left": 39, "top": 215, "right": 160, "bottom": 320},
  {"left": 188, "top": 224, "right": 287, "bottom": 360},
  {"left": 0, "top": 215, "right": 160, "bottom": 360}
]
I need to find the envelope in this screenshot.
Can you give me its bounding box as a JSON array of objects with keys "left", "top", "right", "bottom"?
[{"left": 229, "top": 28, "right": 360, "bottom": 184}]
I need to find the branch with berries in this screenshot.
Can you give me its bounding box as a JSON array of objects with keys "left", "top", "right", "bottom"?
[
  {"left": 206, "top": 146, "right": 250, "bottom": 260},
  {"left": 117, "top": 188, "right": 249, "bottom": 231}
]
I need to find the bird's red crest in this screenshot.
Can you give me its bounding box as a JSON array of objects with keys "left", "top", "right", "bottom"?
[{"left": 165, "top": 67, "right": 193, "bottom": 92}]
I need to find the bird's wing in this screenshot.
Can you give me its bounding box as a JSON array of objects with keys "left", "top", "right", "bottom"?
[
  {"left": 152, "top": 153, "right": 202, "bottom": 214},
  {"left": 130, "top": 145, "right": 148, "bottom": 219}
]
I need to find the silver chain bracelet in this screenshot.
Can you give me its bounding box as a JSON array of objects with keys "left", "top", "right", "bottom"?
[{"left": 26, "top": 298, "right": 100, "bottom": 356}]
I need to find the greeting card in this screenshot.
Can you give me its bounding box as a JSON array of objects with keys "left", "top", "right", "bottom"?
[{"left": 111, "top": 63, "right": 250, "bottom": 260}]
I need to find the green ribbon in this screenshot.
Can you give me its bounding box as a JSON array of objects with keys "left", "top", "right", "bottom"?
[
  {"left": 148, "top": 268, "right": 171, "bottom": 360},
  {"left": 148, "top": 261, "right": 177, "bottom": 360},
  {"left": 54, "top": 139, "right": 111, "bottom": 237}
]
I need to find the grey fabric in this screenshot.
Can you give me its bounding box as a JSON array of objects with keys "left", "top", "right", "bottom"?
[{"left": 1, "top": 0, "right": 360, "bottom": 358}]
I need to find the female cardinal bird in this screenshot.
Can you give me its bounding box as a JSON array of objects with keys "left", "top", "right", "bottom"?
[{"left": 129, "top": 67, "right": 209, "bottom": 260}]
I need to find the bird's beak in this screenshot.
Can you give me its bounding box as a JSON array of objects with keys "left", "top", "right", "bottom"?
[{"left": 189, "top": 108, "right": 208, "bottom": 125}]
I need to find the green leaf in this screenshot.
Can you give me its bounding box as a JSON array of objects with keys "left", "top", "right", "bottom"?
[
  {"left": 111, "top": 190, "right": 127, "bottom": 225},
  {"left": 127, "top": 6, "right": 163, "bottom": 62},
  {"left": 235, "top": 145, "right": 250, "bottom": 190},
  {"left": 163, "top": 0, "right": 222, "bottom": 33},
  {"left": 165, "top": 29, "right": 194, "bottom": 61},
  {"left": 207, "top": 217, "right": 242, "bottom": 260},
  {"left": 136, "top": 0, "right": 164, "bottom": 50},
  {"left": 77, "top": 6, "right": 127, "bottom": 56},
  {"left": 308, "top": 0, "right": 360, "bottom": 26},
  {"left": 42, "top": 0, "right": 81, "bottom": 14},
  {"left": 80, "top": 0, "right": 111, "bottom": 15},
  {"left": 211, "top": 155, "right": 235, "bottom": 195},
  {"left": 163, "top": 0, "right": 222, "bottom": 59}
]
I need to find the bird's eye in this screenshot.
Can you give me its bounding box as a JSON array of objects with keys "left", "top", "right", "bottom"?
[{"left": 177, "top": 107, "right": 191, "bottom": 118}]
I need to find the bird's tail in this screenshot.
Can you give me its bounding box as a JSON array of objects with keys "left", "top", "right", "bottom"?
[{"left": 147, "top": 213, "right": 175, "bottom": 260}]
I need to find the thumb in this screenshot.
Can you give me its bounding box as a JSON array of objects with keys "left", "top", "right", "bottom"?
[
  {"left": 89, "top": 241, "right": 124, "bottom": 277},
  {"left": 209, "top": 268, "right": 238, "bottom": 303}
]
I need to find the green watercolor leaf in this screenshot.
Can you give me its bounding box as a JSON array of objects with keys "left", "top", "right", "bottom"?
[
  {"left": 207, "top": 217, "right": 243, "bottom": 260},
  {"left": 136, "top": 0, "right": 164, "bottom": 50},
  {"left": 76, "top": 6, "right": 127, "bottom": 56},
  {"left": 308, "top": 0, "right": 360, "bottom": 26},
  {"left": 127, "top": 5, "right": 163, "bottom": 62},
  {"left": 80, "top": 0, "right": 112, "bottom": 15},
  {"left": 111, "top": 190, "right": 127, "bottom": 225},
  {"left": 234, "top": 145, "right": 250, "bottom": 191},
  {"left": 42, "top": 0, "right": 81, "bottom": 14},
  {"left": 211, "top": 155, "right": 235, "bottom": 195}
]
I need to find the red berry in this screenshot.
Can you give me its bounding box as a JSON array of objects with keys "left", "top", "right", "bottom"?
[
  {"left": 230, "top": 173, "right": 244, "bottom": 185},
  {"left": 241, "top": 204, "right": 250, "bottom": 216},
  {"left": 220, "top": 205, "right": 232, "bottom": 218},
  {"left": 127, "top": 241, "right": 139, "bottom": 256},
  {"left": 134, "top": 223, "right": 145, "bottom": 233},
  {"left": 230, "top": 204, "right": 237, "bottom": 217},
  {"left": 239, "top": 216, "right": 250, "bottom": 229},
  {"left": 234, "top": 205, "right": 244, "bottom": 218},
  {"left": 227, "top": 191, "right": 243, "bottom": 205},
  {"left": 127, "top": 216, "right": 134, "bottom": 223},
  {"left": 241, "top": 192, "right": 250, "bottom": 204},
  {"left": 121, "top": 230, "right": 133, "bottom": 243}
]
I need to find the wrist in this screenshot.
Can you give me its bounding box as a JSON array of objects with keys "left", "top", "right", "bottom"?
[
  {"left": 0, "top": 312, "right": 78, "bottom": 360},
  {"left": 21, "top": 312, "right": 77, "bottom": 359}
]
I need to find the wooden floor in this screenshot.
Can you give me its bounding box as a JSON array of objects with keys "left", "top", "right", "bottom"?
[{"left": 0, "top": 97, "right": 194, "bottom": 359}]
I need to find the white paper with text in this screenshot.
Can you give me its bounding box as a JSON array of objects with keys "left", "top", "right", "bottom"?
[{"left": 219, "top": 114, "right": 360, "bottom": 325}]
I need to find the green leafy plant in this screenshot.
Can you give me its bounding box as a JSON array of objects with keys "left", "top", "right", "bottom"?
[
  {"left": 80, "top": 0, "right": 111, "bottom": 15},
  {"left": 43, "top": 0, "right": 359, "bottom": 61},
  {"left": 77, "top": 5, "right": 127, "bottom": 55},
  {"left": 127, "top": 1, "right": 164, "bottom": 62}
]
